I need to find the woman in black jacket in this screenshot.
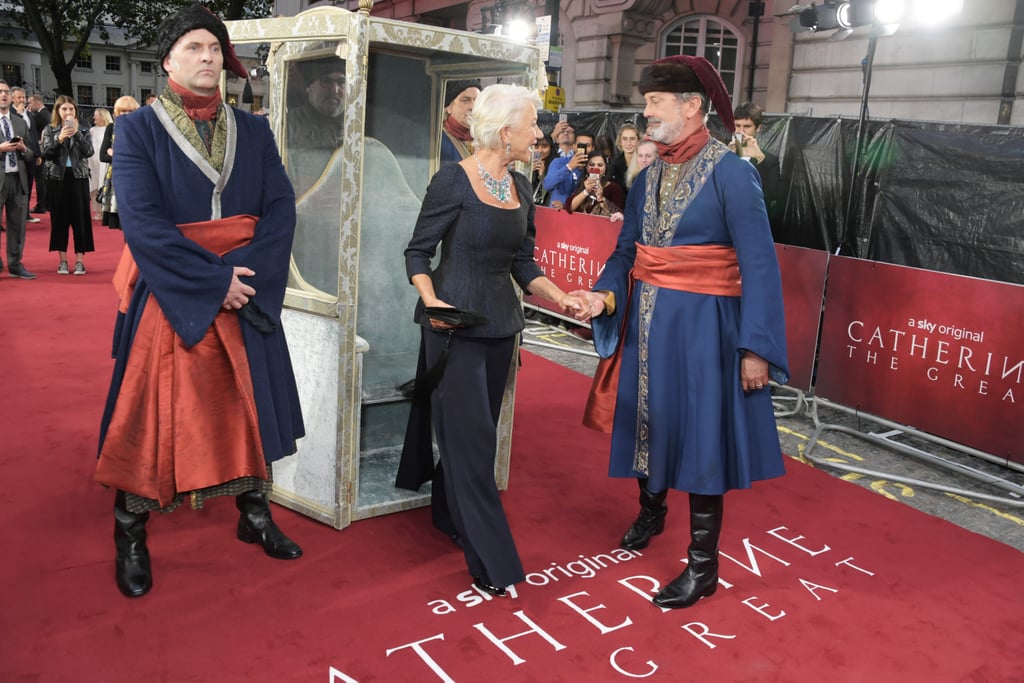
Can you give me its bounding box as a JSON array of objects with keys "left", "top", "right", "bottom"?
[
  {"left": 41, "top": 95, "right": 94, "bottom": 275},
  {"left": 401, "top": 84, "right": 586, "bottom": 597}
]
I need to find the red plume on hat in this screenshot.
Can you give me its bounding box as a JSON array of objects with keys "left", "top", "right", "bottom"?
[{"left": 638, "top": 55, "right": 735, "bottom": 132}]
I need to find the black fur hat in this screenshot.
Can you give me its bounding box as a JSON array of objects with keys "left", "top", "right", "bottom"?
[
  {"left": 638, "top": 56, "right": 735, "bottom": 132},
  {"left": 444, "top": 79, "right": 482, "bottom": 108},
  {"left": 156, "top": 4, "right": 248, "bottom": 79}
]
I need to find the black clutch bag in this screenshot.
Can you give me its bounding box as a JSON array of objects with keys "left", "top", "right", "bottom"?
[{"left": 423, "top": 306, "right": 488, "bottom": 328}]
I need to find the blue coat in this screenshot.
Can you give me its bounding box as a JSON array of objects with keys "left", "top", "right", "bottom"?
[
  {"left": 97, "top": 103, "right": 304, "bottom": 464},
  {"left": 592, "top": 139, "right": 788, "bottom": 494}
]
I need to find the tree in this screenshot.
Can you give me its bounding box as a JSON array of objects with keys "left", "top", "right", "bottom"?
[{"left": 16, "top": 1, "right": 271, "bottom": 97}]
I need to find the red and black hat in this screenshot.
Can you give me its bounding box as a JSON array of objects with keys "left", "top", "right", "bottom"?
[{"left": 638, "top": 55, "right": 735, "bottom": 132}]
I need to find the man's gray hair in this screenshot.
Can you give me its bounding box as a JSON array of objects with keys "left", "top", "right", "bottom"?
[{"left": 470, "top": 84, "right": 543, "bottom": 151}]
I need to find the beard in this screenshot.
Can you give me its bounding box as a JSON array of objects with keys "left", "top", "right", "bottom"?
[{"left": 647, "top": 116, "right": 685, "bottom": 144}]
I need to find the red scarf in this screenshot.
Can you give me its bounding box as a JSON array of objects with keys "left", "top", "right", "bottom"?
[
  {"left": 654, "top": 126, "right": 710, "bottom": 164},
  {"left": 444, "top": 115, "right": 473, "bottom": 142},
  {"left": 167, "top": 79, "right": 222, "bottom": 121}
]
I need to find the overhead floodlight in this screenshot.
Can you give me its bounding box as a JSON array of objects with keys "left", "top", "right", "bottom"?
[
  {"left": 835, "top": 1, "right": 853, "bottom": 28},
  {"left": 798, "top": 6, "right": 819, "bottom": 28},
  {"left": 873, "top": 0, "right": 905, "bottom": 25},
  {"left": 504, "top": 19, "right": 531, "bottom": 41},
  {"left": 912, "top": 0, "right": 963, "bottom": 25},
  {"left": 798, "top": 2, "right": 842, "bottom": 31}
]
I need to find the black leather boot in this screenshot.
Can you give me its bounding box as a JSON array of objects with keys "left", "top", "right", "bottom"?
[
  {"left": 620, "top": 478, "right": 668, "bottom": 550},
  {"left": 236, "top": 490, "right": 303, "bottom": 559},
  {"left": 652, "top": 493, "right": 724, "bottom": 609},
  {"left": 114, "top": 490, "right": 152, "bottom": 598}
]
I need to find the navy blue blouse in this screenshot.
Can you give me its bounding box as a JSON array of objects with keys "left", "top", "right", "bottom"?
[{"left": 405, "top": 163, "right": 544, "bottom": 338}]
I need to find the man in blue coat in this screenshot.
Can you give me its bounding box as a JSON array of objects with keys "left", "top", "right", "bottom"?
[
  {"left": 572, "top": 56, "right": 789, "bottom": 610},
  {"left": 95, "top": 5, "right": 305, "bottom": 598}
]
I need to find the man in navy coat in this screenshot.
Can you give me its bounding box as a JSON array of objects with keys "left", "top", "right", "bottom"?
[{"left": 95, "top": 4, "right": 305, "bottom": 598}]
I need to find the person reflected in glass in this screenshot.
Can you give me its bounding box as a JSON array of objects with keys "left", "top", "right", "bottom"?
[
  {"left": 286, "top": 55, "right": 346, "bottom": 197},
  {"left": 439, "top": 79, "right": 480, "bottom": 167},
  {"left": 401, "top": 84, "right": 587, "bottom": 597}
]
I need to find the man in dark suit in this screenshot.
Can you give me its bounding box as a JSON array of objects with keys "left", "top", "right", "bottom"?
[
  {"left": 27, "top": 93, "right": 49, "bottom": 214},
  {"left": 10, "top": 87, "right": 41, "bottom": 224},
  {"left": 0, "top": 80, "right": 37, "bottom": 279}
]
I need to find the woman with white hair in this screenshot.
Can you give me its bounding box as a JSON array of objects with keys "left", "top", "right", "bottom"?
[{"left": 401, "top": 84, "right": 586, "bottom": 596}]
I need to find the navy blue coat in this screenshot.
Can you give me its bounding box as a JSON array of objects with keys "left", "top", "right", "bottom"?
[
  {"left": 97, "top": 103, "right": 304, "bottom": 464},
  {"left": 592, "top": 140, "right": 789, "bottom": 494}
]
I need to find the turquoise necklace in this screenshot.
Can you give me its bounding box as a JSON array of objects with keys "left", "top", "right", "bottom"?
[{"left": 475, "top": 155, "right": 513, "bottom": 204}]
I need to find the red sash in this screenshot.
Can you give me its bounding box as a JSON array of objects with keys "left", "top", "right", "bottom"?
[
  {"left": 582, "top": 243, "right": 742, "bottom": 433},
  {"left": 97, "top": 215, "right": 266, "bottom": 506}
]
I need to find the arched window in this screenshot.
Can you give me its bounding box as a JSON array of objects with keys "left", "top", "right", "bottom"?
[{"left": 661, "top": 16, "right": 743, "bottom": 104}]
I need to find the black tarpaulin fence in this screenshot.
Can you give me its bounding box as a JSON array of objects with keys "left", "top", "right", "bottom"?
[{"left": 539, "top": 110, "right": 1024, "bottom": 285}]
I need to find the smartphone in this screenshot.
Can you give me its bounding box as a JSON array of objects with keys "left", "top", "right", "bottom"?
[
  {"left": 576, "top": 143, "right": 587, "bottom": 156},
  {"left": 732, "top": 132, "right": 745, "bottom": 156},
  {"left": 558, "top": 113, "right": 568, "bottom": 124},
  {"left": 588, "top": 172, "right": 601, "bottom": 183},
  {"left": 532, "top": 149, "right": 542, "bottom": 164},
  {"left": 9, "top": 136, "right": 21, "bottom": 144}
]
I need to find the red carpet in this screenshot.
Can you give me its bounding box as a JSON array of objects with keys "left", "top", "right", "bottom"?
[{"left": 2, "top": 216, "right": 1023, "bottom": 681}]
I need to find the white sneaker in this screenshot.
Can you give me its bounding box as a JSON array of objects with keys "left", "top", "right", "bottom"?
[
  {"left": 57, "top": 261, "right": 69, "bottom": 275},
  {"left": 26, "top": 217, "right": 41, "bottom": 223},
  {"left": 73, "top": 262, "right": 86, "bottom": 276}
]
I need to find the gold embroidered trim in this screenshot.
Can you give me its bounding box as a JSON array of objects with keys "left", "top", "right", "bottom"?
[{"left": 631, "top": 140, "right": 728, "bottom": 476}]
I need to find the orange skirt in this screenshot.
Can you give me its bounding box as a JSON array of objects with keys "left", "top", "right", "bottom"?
[{"left": 95, "top": 215, "right": 267, "bottom": 507}]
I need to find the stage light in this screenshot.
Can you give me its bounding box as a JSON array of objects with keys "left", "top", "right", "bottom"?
[
  {"left": 835, "top": 1, "right": 853, "bottom": 29},
  {"left": 504, "top": 19, "right": 531, "bottom": 41},
  {"left": 873, "top": 0, "right": 905, "bottom": 25},
  {"left": 797, "top": 2, "right": 843, "bottom": 32},
  {"left": 912, "top": 0, "right": 963, "bottom": 25},
  {"left": 798, "top": 6, "right": 819, "bottom": 29}
]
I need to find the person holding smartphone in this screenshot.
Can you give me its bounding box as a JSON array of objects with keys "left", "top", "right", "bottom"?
[
  {"left": 569, "top": 150, "right": 624, "bottom": 218},
  {"left": 40, "top": 95, "right": 94, "bottom": 275},
  {"left": 541, "top": 128, "right": 593, "bottom": 209}
]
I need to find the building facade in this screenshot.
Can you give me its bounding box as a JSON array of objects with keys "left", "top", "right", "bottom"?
[
  {"left": 4, "top": 2, "right": 1019, "bottom": 125},
  {"left": 276, "top": 0, "right": 1024, "bottom": 127}
]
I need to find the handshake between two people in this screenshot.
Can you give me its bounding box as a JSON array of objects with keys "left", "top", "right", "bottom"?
[{"left": 558, "top": 289, "right": 608, "bottom": 324}]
